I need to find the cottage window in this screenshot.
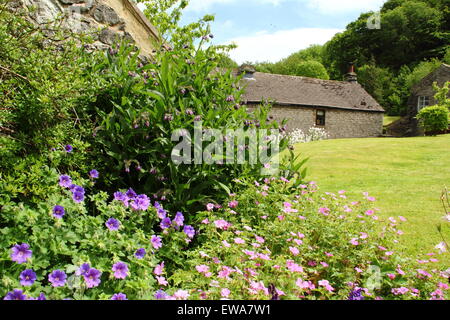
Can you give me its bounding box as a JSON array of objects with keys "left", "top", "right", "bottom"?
[
  {"left": 316, "top": 110, "right": 326, "bottom": 126},
  {"left": 417, "top": 96, "right": 430, "bottom": 111}
]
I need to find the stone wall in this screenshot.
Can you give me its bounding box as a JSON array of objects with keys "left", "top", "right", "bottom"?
[
  {"left": 267, "top": 105, "right": 384, "bottom": 139},
  {"left": 406, "top": 64, "right": 450, "bottom": 136},
  {"left": 15, "top": 0, "right": 158, "bottom": 56}
]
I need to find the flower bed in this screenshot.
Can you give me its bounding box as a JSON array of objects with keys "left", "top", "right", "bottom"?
[{"left": 2, "top": 170, "right": 448, "bottom": 300}]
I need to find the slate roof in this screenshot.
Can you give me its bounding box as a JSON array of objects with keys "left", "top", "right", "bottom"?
[{"left": 240, "top": 72, "right": 385, "bottom": 113}]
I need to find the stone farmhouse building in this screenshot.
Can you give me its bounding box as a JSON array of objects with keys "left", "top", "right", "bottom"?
[
  {"left": 239, "top": 66, "right": 385, "bottom": 139},
  {"left": 406, "top": 63, "right": 450, "bottom": 136}
]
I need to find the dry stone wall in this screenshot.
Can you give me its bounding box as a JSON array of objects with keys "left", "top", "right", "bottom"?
[{"left": 13, "top": 0, "right": 158, "bottom": 56}]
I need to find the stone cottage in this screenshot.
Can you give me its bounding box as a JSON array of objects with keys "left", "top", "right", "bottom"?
[
  {"left": 14, "top": 0, "right": 159, "bottom": 56},
  {"left": 406, "top": 63, "right": 450, "bottom": 136},
  {"left": 239, "top": 66, "right": 385, "bottom": 139}
]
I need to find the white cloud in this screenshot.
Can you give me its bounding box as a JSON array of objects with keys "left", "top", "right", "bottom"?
[
  {"left": 302, "top": 0, "right": 386, "bottom": 14},
  {"left": 186, "top": 0, "right": 283, "bottom": 12},
  {"left": 225, "top": 27, "right": 342, "bottom": 64},
  {"left": 185, "top": 0, "right": 386, "bottom": 13}
]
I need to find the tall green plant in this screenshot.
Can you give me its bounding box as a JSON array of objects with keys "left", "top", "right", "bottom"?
[{"left": 90, "top": 1, "right": 293, "bottom": 214}]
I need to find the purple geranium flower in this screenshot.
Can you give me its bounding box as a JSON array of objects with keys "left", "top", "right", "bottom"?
[
  {"left": 112, "top": 262, "right": 129, "bottom": 279},
  {"left": 154, "top": 289, "right": 168, "bottom": 300},
  {"left": 52, "top": 205, "right": 65, "bottom": 219},
  {"left": 72, "top": 191, "right": 85, "bottom": 203},
  {"left": 48, "top": 270, "right": 67, "bottom": 287},
  {"left": 157, "top": 208, "right": 167, "bottom": 219},
  {"left": 106, "top": 218, "right": 121, "bottom": 231},
  {"left": 73, "top": 185, "right": 85, "bottom": 194},
  {"left": 131, "top": 194, "right": 150, "bottom": 211},
  {"left": 114, "top": 191, "right": 127, "bottom": 202},
  {"left": 348, "top": 288, "right": 364, "bottom": 300},
  {"left": 65, "top": 145, "right": 73, "bottom": 153},
  {"left": 183, "top": 225, "right": 195, "bottom": 239},
  {"left": 83, "top": 268, "right": 102, "bottom": 288},
  {"left": 75, "top": 263, "right": 91, "bottom": 276},
  {"left": 10, "top": 243, "right": 32, "bottom": 264},
  {"left": 19, "top": 269, "right": 37, "bottom": 286},
  {"left": 59, "top": 175, "right": 72, "bottom": 188},
  {"left": 36, "top": 293, "right": 46, "bottom": 300},
  {"left": 151, "top": 235, "right": 162, "bottom": 250},
  {"left": 89, "top": 169, "right": 99, "bottom": 179},
  {"left": 135, "top": 248, "right": 146, "bottom": 259},
  {"left": 3, "top": 289, "right": 27, "bottom": 300},
  {"left": 111, "top": 293, "right": 127, "bottom": 300},
  {"left": 126, "top": 188, "right": 137, "bottom": 199},
  {"left": 160, "top": 217, "right": 172, "bottom": 230},
  {"left": 173, "top": 212, "right": 184, "bottom": 228}
]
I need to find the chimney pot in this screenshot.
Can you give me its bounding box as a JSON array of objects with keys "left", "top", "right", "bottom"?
[{"left": 345, "top": 62, "right": 357, "bottom": 83}]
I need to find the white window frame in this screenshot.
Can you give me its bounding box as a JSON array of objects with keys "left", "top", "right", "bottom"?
[{"left": 417, "top": 96, "right": 430, "bottom": 111}]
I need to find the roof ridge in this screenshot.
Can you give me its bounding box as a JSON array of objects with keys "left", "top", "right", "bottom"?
[{"left": 253, "top": 71, "right": 350, "bottom": 85}]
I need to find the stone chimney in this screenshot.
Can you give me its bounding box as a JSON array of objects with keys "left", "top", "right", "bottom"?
[
  {"left": 238, "top": 64, "right": 256, "bottom": 80},
  {"left": 344, "top": 62, "right": 357, "bottom": 83}
]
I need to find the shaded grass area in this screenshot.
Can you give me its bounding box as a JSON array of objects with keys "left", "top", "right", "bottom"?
[
  {"left": 293, "top": 135, "right": 450, "bottom": 265},
  {"left": 383, "top": 116, "right": 401, "bottom": 126}
]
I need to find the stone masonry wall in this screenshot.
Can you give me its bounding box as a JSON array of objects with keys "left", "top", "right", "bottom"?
[
  {"left": 406, "top": 65, "right": 450, "bottom": 136},
  {"left": 268, "top": 105, "right": 384, "bottom": 139},
  {"left": 15, "top": 0, "right": 158, "bottom": 56}
]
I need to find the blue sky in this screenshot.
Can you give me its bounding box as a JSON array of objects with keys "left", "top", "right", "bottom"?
[{"left": 141, "top": 0, "right": 387, "bottom": 64}]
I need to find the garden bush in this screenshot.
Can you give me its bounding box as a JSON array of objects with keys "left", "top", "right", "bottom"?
[
  {"left": 416, "top": 105, "right": 449, "bottom": 135},
  {"left": 1, "top": 167, "right": 194, "bottom": 300},
  {"left": 169, "top": 178, "right": 450, "bottom": 300},
  {"left": 2, "top": 172, "right": 448, "bottom": 300}
]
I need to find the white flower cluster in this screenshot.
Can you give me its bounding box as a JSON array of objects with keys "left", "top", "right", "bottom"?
[{"left": 287, "top": 126, "right": 329, "bottom": 144}]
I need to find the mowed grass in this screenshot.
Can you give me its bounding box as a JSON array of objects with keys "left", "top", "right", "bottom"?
[{"left": 293, "top": 135, "right": 450, "bottom": 264}]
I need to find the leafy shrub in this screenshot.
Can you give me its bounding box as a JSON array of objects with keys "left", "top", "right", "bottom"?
[
  {"left": 0, "top": 1, "right": 106, "bottom": 203},
  {"left": 170, "top": 179, "right": 450, "bottom": 300},
  {"left": 0, "top": 1, "right": 102, "bottom": 154},
  {"left": 416, "top": 105, "right": 449, "bottom": 135}
]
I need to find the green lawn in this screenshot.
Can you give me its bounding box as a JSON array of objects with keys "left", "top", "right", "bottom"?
[{"left": 293, "top": 135, "right": 450, "bottom": 264}]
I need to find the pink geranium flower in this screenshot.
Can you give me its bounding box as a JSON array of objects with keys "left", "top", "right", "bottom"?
[
  {"left": 296, "top": 278, "right": 315, "bottom": 290},
  {"left": 318, "top": 207, "right": 330, "bottom": 216},
  {"left": 154, "top": 262, "right": 164, "bottom": 276},
  {"left": 195, "top": 265, "right": 209, "bottom": 273},
  {"left": 173, "top": 289, "right": 190, "bottom": 300},
  {"left": 318, "top": 280, "right": 334, "bottom": 292},
  {"left": 286, "top": 260, "right": 304, "bottom": 273},
  {"left": 156, "top": 276, "right": 168, "bottom": 286},
  {"left": 228, "top": 200, "right": 238, "bottom": 208},
  {"left": 289, "top": 247, "right": 300, "bottom": 256},
  {"left": 214, "top": 219, "right": 231, "bottom": 230},
  {"left": 221, "top": 288, "right": 231, "bottom": 298}
]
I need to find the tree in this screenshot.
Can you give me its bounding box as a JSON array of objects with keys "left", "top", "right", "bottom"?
[
  {"left": 294, "top": 60, "right": 329, "bottom": 79},
  {"left": 323, "top": 0, "right": 447, "bottom": 79},
  {"left": 357, "top": 64, "right": 392, "bottom": 111}
]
